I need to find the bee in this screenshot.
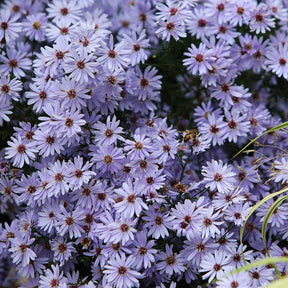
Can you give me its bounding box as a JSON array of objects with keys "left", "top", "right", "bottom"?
[{"left": 183, "top": 129, "right": 199, "bottom": 143}]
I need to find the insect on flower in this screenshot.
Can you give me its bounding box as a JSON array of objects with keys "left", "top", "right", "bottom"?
[{"left": 183, "top": 129, "right": 199, "bottom": 143}]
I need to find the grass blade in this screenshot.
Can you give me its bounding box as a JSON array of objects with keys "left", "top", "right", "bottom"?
[
  {"left": 240, "top": 186, "right": 288, "bottom": 249},
  {"left": 265, "top": 277, "right": 288, "bottom": 288},
  {"left": 232, "top": 121, "right": 288, "bottom": 159},
  {"left": 262, "top": 195, "right": 288, "bottom": 248}
]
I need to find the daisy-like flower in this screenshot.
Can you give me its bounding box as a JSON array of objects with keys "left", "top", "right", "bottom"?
[
  {"left": 216, "top": 271, "right": 250, "bottom": 288},
  {"left": 5, "top": 134, "right": 37, "bottom": 168},
  {"left": 35, "top": 38, "right": 71, "bottom": 77},
  {"left": 151, "top": 137, "right": 178, "bottom": 163},
  {"left": 134, "top": 65, "right": 162, "bottom": 101},
  {"left": 57, "top": 76, "right": 91, "bottom": 110},
  {"left": 122, "top": 29, "right": 150, "bottom": 66},
  {"left": 131, "top": 230, "right": 157, "bottom": 269},
  {"left": 63, "top": 50, "right": 98, "bottom": 84},
  {"left": 187, "top": 8, "right": 212, "bottom": 40},
  {"left": 155, "top": 18, "right": 186, "bottom": 42},
  {"left": 114, "top": 179, "right": 148, "bottom": 218},
  {"left": 198, "top": 113, "right": 228, "bottom": 146},
  {"left": 93, "top": 115, "right": 124, "bottom": 145},
  {"left": 91, "top": 145, "right": 125, "bottom": 175},
  {"left": 0, "top": 48, "right": 32, "bottom": 79},
  {"left": 56, "top": 207, "right": 85, "bottom": 239},
  {"left": 210, "top": 79, "right": 252, "bottom": 110},
  {"left": 143, "top": 206, "right": 172, "bottom": 239},
  {"left": 199, "top": 207, "right": 224, "bottom": 238},
  {"left": 67, "top": 156, "right": 95, "bottom": 190},
  {"left": 46, "top": 160, "right": 70, "bottom": 197},
  {"left": 265, "top": 43, "right": 288, "bottom": 79},
  {"left": 54, "top": 106, "right": 86, "bottom": 139},
  {"left": 249, "top": 3, "right": 275, "bottom": 34},
  {"left": 46, "top": 0, "right": 82, "bottom": 23},
  {"left": 71, "top": 28, "right": 100, "bottom": 58},
  {"left": 0, "top": 10, "right": 22, "bottom": 43},
  {"left": 170, "top": 199, "right": 203, "bottom": 240},
  {"left": 8, "top": 233, "right": 36, "bottom": 267},
  {"left": 33, "top": 128, "right": 64, "bottom": 158},
  {"left": 224, "top": 109, "right": 251, "bottom": 143},
  {"left": 103, "top": 254, "right": 142, "bottom": 288},
  {"left": 183, "top": 43, "right": 216, "bottom": 75},
  {"left": 37, "top": 199, "right": 61, "bottom": 234},
  {"left": 157, "top": 244, "right": 186, "bottom": 276},
  {"left": 202, "top": 160, "right": 236, "bottom": 194},
  {"left": 183, "top": 234, "right": 218, "bottom": 266},
  {"left": 50, "top": 237, "right": 76, "bottom": 266},
  {"left": 97, "top": 34, "right": 130, "bottom": 71},
  {"left": 22, "top": 13, "right": 47, "bottom": 41},
  {"left": 0, "top": 75, "right": 22, "bottom": 102},
  {"left": 108, "top": 216, "right": 138, "bottom": 245},
  {"left": 124, "top": 129, "right": 152, "bottom": 160},
  {"left": 248, "top": 265, "right": 275, "bottom": 288},
  {"left": 39, "top": 264, "right": 67, "bottom": 288},
  {"left": 224, "top": 202, "right": 250, "bottom": 226},
  {"left": 200, "top": 250, "right": 232, "bottom": 283}
]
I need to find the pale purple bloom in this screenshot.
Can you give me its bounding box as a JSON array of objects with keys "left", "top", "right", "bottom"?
[
  {"left": 200, "top": 250, "right": 232, "bottom": 283},
  {"left": 46, "top": 0, "right": 82, "bottom": 23},
  {"left": 5, "top": 134, "right": 37, "bottom": 168},
  {"left": 63, "top": 50, "right": 98, "bottom": 84},
  {"left": 56, "top": 207, "right": 85, "bottom": 239},
  {"left": 249, "top": 3, "right": 275, "bottom": 34},
  {"left": 202, "top": 160, "right": 236, "bottom": 194},
  {"left": 131, "top": 230, "right": 157, "bottom": 269},
  {"left": 57, "top": 76, "right": 91, "bottom": 110},
  {"left": 37, "top": 199, "right": 61, "bottom": 234},
  {"left": 155, "top": 18, "right": 186, "bottom": 41},
  {"left": 0, "top": 75, "right": 22, "bottom": 102},
  {"left": 124, "top": 130, "right": 152, "bottom": 160},
  {"left": 170, "top": 199, "right": 203, "bottom": 240},
  {"left": 46, "top": 160, "right": 70, "bottom": 197},
  {"left": 22, "top": 13, "right": 47, "bottom": 41},
  {"left": 216, "top": 271, "right": 250, "bottom": 288},
  {"left": 265, "top": 43, "right": 288, "bottom": 79},
  {"left": 183, "top": 43, "right": 216, "bottom": 75},
  {"left": 0, "top": 10, "right": 22, "bottom": 43},
  {"left": 0, "top": 100, "right": 13, "bottom": 127},
  {"left": 114, "top": 179, "right": 148, "bottom": 218},
  {"left": 224, "top": 109, "right": 251, "bottom": 143},
  {"left": 97, "top": 35, "right": 130, "bottom": 71},
  {"left": 143, "top": 206, "right": 172, "bottom": 239},
  {"left": 134, "top": 65, "right": 162, "bottom": 101},
  {"left": 93, "top": 115, "right": 124, "bottom": 145},
  {"left": 67, "top": 156, "right": 95, "bottom": 189},
  {"left": 122, "top": 29, "right": 150, "bottom": 66},
  {"left": 0, "top": 48, "right": 32, "bottom": 79},
  {"left": 91, "top": 144, "right": 125, "bottom": 175},
  {"left": 53, "top": 106, "right": 86, "bottom": 140},
  {"left": 50, "top": 237, "right": 76, "bottom": 266},
  {"left": 39, "top": 265, "right": 67, "bottom": 288},
  {"left": 103, "top": 254, "right": 142, "bottom": 288},
  {"left": 199, "top": 207, "right": 224, "bottom": 238},
  {"left": 156, "top": 244, "right": 186, "bottom": 276},
  {"left": 8, "top": 233, "right": 36, "bottom": 267},
  {"left": 198, "top": 113, "right": 228, "bottom": 146}
]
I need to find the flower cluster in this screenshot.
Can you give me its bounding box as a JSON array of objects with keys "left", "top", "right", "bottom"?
[{"left": 1, "top": 1, "right": 288, "bottom": 288}]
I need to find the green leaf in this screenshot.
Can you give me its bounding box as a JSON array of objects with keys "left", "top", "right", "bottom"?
[
  {"left": 232, "top": 121, "right": 288, "bottom": 159},
  {"left": 240, "top": 186, "right": 288, "bottom": 251},
  {"left": 229, "top": 257, "right": 288, "bottom": 275},
  {"left": 262, "top": 194, "right": 288, "bottom": 248},
  {"left": 265, "top": 277, "right": 288, "bottom": 288}
]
